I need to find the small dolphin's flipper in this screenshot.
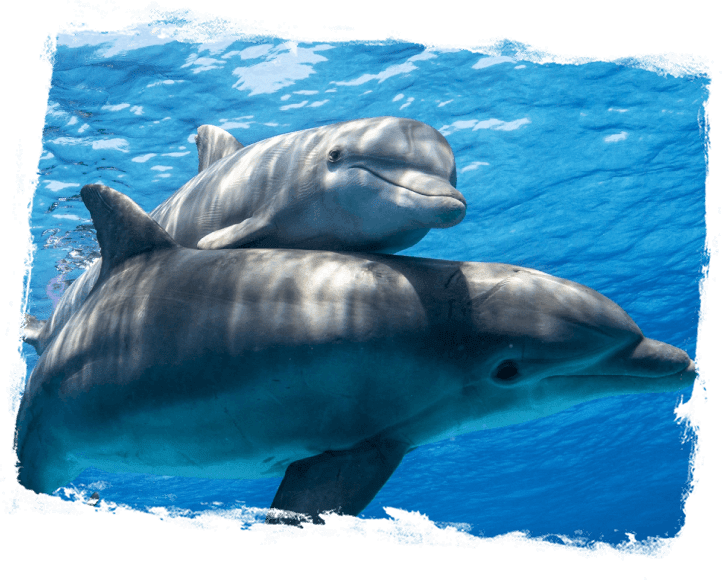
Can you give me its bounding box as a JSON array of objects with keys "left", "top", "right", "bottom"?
[
  {"left": 22, "top": 314, "right": 46, "bottom": 351},
  {"left": 196, "top": 216, "right": 277, "bottom": 250},
  {"left": 266, "top": 438, "right": 408, "bottom": 525},
  {"left": 196, "top": 125, "right": 244, "bottom": 173}
]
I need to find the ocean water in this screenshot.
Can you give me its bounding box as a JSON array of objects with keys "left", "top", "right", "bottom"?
[{"left": 22, "top": 32, "right": 707, "bottom": 546}]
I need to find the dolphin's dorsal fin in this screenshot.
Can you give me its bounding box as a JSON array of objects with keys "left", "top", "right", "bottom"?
[
  {"left": 80, "top": 184, "right": 179, "bottom": 285},
  {"left": 196, "top": 125, "right": 244, "bottom": 173}
]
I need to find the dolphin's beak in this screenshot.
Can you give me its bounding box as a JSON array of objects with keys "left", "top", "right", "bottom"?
[
  {"left": 363, "top": 166, "right": 465, "bottom": 204},
  {"left": 605, "top": 337, "right": 695, "bottom": 379},
  {"left": 539, "top": 332, "right": 696, "bottom": 399},
  {"left": 358, "top": 165, "right": 467, "bottom": 227}
]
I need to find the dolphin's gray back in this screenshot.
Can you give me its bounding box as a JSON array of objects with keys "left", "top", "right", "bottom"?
[{"left": 149, "top": 126, "right": 326, "bottom": 248}]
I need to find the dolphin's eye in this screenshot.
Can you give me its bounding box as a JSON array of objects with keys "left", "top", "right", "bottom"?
[
  {"left": 327, "top": 149, "right": 341, "bottom": 163},
  {"left": 495, "top": 361, "right": 519, "bottom": 381}
]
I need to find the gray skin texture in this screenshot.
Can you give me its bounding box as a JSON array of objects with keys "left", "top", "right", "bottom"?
[
  {"left": 15, "top": 185, "right": 695, "bottom": 523},
  {"left": 24, "top": 117, "right": 464, "bottom": 356}
]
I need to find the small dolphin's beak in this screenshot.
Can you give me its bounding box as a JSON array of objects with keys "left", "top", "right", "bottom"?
[
  {"left": 358, "top": 165, "right": 467, "bottom": 227},
  {"left": 365, "top": 166, "right": 466, "bottom": 205}
]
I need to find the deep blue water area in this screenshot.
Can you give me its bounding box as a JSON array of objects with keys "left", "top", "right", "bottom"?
[{"left": 25, "top": 34, "right": 708, "bottom": 544}]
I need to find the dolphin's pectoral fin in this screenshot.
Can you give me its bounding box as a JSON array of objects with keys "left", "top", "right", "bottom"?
[
  {"left": 22, "top": 314, "right": 46, "bottom": 352},
  {"left": 266, "top": 438, "right": 408, "bottom": 526},
  {"left": 196, "top": 125, "right": 244, "bottom": 173},
  {"left": 196, "top": 217, "right": 276, "bottom": 250}
]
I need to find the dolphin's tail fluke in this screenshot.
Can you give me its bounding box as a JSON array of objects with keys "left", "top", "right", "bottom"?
[{"left": 22, "top": 314, "right": 46, "bottom": 353}]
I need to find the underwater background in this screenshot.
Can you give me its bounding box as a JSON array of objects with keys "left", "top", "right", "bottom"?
[{"left": 22, "top": 30, "right": 708, "bottom": 546}]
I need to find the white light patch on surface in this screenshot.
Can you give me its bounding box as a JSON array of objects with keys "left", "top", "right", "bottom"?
[
  {"left": 92, "top": 138, "right": 130, "bottom": 151},
  {"left": 604, "top": 132, "right": 629, "bottom": 143},
  {"left": 473, "top": 56, "right": 516, "bottom": 69},
  {"left": 280, "top": 101, "right": 308, "bottom": 110},
  {"left": 57, "top": 26, "right": 177, "bottom": 58},
  {"left": 197, "top": 37, "right": 239, "bottom": 55},
  {"left": 132, "top": 153, "right": 157, "bottom": 162},
  {"left": 333, "top": 50, "right": 436, "bottom": 86},
  {"left": 232, "top": 42, "right": 333, "bottom": 96},
  {"left": 44, "top": 180, "right": 81, "bottom": 192},
  {"left": 460, "top": 161, "right": 490, "bottom": 173},
  {"left": 101, "top": 103, "right": 131, "bottom": 111}
]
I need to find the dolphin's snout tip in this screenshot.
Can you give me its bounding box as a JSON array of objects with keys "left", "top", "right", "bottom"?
[
  {"left": 447, "top": 187, "right": 467, "bottom": 207},
  {"left": 434, "top": 197, "right": 466, "bottom": 228}
]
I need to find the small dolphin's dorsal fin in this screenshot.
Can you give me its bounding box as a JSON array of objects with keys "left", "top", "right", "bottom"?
[
  {"left": 196, "top": 215, "right": 277, "bottom": 250},
  {"left": 80, "top": 184, "right": 179, "bottom": 284},
  {"left": 196, "top": 125, "right": 244, "bottom": 173}
]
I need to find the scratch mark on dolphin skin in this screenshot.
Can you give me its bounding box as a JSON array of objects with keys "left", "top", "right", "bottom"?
[
  {"left": 177, "top": 450, "right": 202, "bottom": 467},
  {"left": 447, "top": 300, "right": 458, "bottom": 322},
  {"left": 222, "top": 406, "right": 253, "bottom": 447},
  {"left": 263, "top": 386, "right": 286, "bottom": 406},
  {"left": 471, "top": 275, "right": 514, "bottom": 308},
  {"left": 444, "top": 268, "right": 462, "bottom": 289}
]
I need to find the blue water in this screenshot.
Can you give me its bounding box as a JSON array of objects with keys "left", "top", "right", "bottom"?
[{"left": 25, "top": 33, "right": 707, "bottom": 545}]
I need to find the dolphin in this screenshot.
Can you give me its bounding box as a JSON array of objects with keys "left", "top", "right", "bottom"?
[
  {"left": 15, "top": 185, "right": 695, "bottom": 525},
  {"left": 23, "top": 117, "right": 465, "bottom": 356}
]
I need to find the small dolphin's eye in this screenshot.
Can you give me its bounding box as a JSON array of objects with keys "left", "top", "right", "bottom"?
[
  {"left": 495, "top": 361, "right": 519, "bottom": 381},
  {"left": 327, "top": 149, "right": 341, "bottom": 163}
]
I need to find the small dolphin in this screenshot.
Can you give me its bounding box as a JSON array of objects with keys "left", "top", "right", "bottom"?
[
  {"left": 15, "top": 185, "right": 695, "bottom": 525},
  {"left": 23, "top": 117, "right": 465, "bottom": 355},
  {"left": 170, "top": 117, "right": 464, "bottom": 252}
]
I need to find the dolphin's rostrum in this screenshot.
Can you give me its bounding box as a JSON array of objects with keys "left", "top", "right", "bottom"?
[{"left": 15, "top": 185, "right": 695, "bottom": 525}]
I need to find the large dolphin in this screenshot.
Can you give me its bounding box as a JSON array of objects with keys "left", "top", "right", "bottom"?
[
  {"left": 15, "top": 185, "right": 695, "bottom": 525},
  {"left": 24, "top": 117, "right": 465, "bottom": 355}
]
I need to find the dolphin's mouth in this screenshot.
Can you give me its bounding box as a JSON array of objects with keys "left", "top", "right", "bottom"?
[
  {"left": 353, "top": 165, "right": 467, "bottom": 206},
  {"left": 543, "top": 356, "right": 696, "bottom": 398},
  {"left": 559, "top": 360, "right": 696, "bottom": 380}
]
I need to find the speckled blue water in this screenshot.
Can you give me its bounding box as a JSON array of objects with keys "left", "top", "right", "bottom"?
[{"left": 25, "top": 35, "right": 707, "bottom": 545}]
